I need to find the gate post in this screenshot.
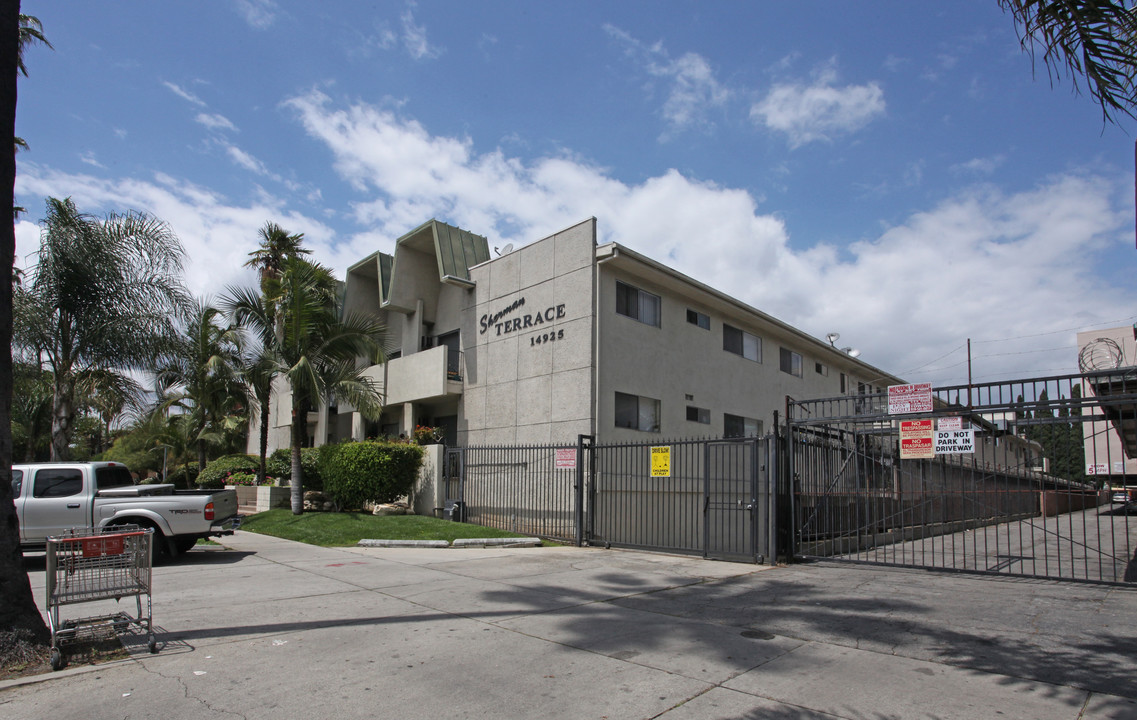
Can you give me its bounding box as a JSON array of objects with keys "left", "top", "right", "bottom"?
[{"left": 575, "top": 434, "right": 593, "bottom": 547}]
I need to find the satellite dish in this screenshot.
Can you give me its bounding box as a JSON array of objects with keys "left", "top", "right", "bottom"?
[
  {"left": 1079, "top": 338, "right": 1124, "bottom": 372},
  {"left": 826, "top": 332, "right": 840, "bottom": 346},
  {"left": 500, "top": 243, "right": 514, "bottom": 254},
  {"left": 843, "top": 347, "right": 861, "bottom": 358}
]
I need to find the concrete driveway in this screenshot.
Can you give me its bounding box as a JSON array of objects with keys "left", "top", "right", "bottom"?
[{"left": 4, "top": 530, "right": 1137, "bottom": 719}]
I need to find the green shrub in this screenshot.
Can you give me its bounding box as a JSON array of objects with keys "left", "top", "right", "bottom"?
[
  {"left": 197, "top": 454, "right": 260, "bottom": 489},
  {"left": 320, "top": 441, "right": 424, "bottom": 509},
  {"left": 226, "top": 471, "right": 258, "bottom": 486},
  {"left": 166, "top": 465, "right": 199, "bottom": 490},
  {"left": 267, "top": 447, "right": 323, "bottom": 490}
]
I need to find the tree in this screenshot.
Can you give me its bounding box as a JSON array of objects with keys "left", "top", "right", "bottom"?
[
  {"left": 154, "top": 300, "right": 246, "bottom": 471},
  {"left": 238, "top": 222, "right": 312, "bottom": 485},
  {"left": 226, "top": 258, "right": 387, "bottom": 514},
  {"left": 999, "top": 0, "right": 1137, "bottom": 124},
  {"left": 15, "top": 13, "right": 49, "bottom": 79},
  {"left": 13, "top": 197, "right": 191, "bottom": 460},
  {"left": 244, "top": 221, "right": 311, "bottom": 285},
  {"left": 1, "top": 0, "right": 51, "bottom": 651}
]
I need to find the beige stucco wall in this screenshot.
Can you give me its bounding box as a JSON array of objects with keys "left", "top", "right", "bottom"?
[
  {"left": 461, "top": 219, "right": 597, "bottom": 445},
  {"left": 594, "top": 252, "right": 894, "bottom": 442}
]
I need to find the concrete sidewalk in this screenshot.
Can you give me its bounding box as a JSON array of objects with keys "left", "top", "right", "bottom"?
[{"left": 4, "top": 531, "right": 1137, "bottom": 719}]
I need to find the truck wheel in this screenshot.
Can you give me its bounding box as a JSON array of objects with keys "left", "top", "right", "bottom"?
[
  {"left": 50, "top": 647, "right": 63, "bottom": 671},
  {"left": 172, "top": 536, "right": 198, "bottom": 554}
]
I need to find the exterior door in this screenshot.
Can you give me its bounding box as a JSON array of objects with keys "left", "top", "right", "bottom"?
[
  {"left": 704, "top": 440, "right": 757, "bottom": 561},
  {"left": 21, "top": 466, "right": 88, "bottom": 542}
]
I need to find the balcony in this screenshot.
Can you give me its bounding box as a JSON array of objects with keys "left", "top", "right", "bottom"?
[{"left": 385, "top": 344, "right": 464, "bottom": 405}]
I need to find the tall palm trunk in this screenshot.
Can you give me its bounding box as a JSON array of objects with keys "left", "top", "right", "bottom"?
[
  {"left": 290, "top": 399, "right": 307, "bottom": 514},
  {"left": 0, "top": 0, "right": 51, "bottom": 645},
  {"left": 258, "top": 400, "right": 270, "bottom": 484},
  {"left": 50, "top": 375, "right": 74, "bottom": 460}
]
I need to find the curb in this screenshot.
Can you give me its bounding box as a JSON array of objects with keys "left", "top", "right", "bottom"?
[
  {"left": 356, "top": 539, "right": 450, "bottom": 548},
  {"left": 355, "top": 538, "right": 541, "bottom": 548},
  {"left": 452, "top": 538, "right": 541, "bottom": 548}
]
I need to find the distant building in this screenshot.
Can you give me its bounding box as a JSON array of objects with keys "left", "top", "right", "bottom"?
[
  {"left": 250, "top": 217, "right": 903, "bottom": 453},
  {"left": 1077, "top": 326, "right": 1137, "bottom": 486}
]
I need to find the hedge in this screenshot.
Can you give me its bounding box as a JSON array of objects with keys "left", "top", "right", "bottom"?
[
  {"left": 267, "top": 447, "right": 323, "bottom": 490},
  {"left": 319, "top": 441, "right": 424, "bottom": 509},
  {"left": 197, "top": 454, "right": 261, "bottom": 489}
]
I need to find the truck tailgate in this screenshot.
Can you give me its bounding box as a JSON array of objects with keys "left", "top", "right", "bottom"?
[{"left": 209, "top": 489, "right": 239, "bottom": 520}]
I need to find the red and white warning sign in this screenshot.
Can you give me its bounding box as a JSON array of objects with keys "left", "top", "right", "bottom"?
[
  {"left": 901, "top": 436, "right": 935, "bottom": 459},
  {"left": 888, "top": 383, "right": 933, "bottom": 415},
  {"left": 899, "top": 419, "right": 935, "bottom": 459}
]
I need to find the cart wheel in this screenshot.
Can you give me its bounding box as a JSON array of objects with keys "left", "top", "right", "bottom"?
[
  {"left": 50, "top": 647, "right": 64, "bottom": 671},
  {"left": 148, "top": 635, "right": 158, "bottom": 654}
]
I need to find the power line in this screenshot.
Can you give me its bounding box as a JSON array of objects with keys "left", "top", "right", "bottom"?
[{"left": 971, "top": 316, "right": 1137, "bottom": 345}]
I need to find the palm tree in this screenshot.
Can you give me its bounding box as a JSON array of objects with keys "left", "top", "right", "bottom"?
[
  {"left": 13, "top": 197, "right": 191, "bottom": 460},
  {"left": 153, "top": 300, "right": 246, "bottom": 470},
  {"left": 76, "top": 367, "right": 147, "bottom": 456},
  {"left": 1, "top": 0, "right": 51, "bottom": 647},
  {"left": 226, "top": 258, "right": 386, "bottom": 514},
  {"left": 999, "top": 0, "right": 1137, "bottom": 124},
  {"left": 236, "top": 222, "right": 312, "bottom": 484},
  {"left": 16, "top": 14, "right": 51, "bottom": 79},
  {"left": 244, "top": 221, "right": 311, "bottom": 286}
]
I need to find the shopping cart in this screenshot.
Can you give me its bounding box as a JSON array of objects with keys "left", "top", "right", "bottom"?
[{"left": 45, "top": 525, "right": 157, "bottom": 671}]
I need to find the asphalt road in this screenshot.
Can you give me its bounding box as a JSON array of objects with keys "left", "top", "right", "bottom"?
[{"left": 4, "top": 530, "right": 1137, "bottom": 719}]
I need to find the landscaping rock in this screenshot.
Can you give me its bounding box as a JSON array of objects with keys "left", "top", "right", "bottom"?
[
  {"left": 303, "top": 490, "right": 335, "bottom": 512},
  {"left": 371, "top": 503, "right": 409, "bottom": 516}
]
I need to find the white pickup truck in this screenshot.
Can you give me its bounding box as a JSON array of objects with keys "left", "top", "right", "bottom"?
[{"left": 12, "top": 461, "right": 240, "bottom": 559}]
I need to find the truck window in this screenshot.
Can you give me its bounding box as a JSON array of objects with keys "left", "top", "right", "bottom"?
[
  {"left": 32, "top": 468, "right": 83, "bottom": 498},
  {"left": 96, "top": 465, "right": 135, "bottom": 490},
  {"left": 11, "top": 469, "right": 21, "bottom": 497}
]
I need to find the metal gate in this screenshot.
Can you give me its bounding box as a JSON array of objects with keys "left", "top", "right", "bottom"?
[
  {"left": 786, "top": 371, "right": 1137, "bottom": 584},
  {"left": 448, "top": 436, "right": 777, "bottom": 563}
]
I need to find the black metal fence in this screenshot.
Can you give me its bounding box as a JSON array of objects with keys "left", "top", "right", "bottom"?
[
  {"left": 787, "top": 371, "right": 1137, "bottom": 584},
  {"left": 447, "top": 435, "right": 777, "bottom": 563}
]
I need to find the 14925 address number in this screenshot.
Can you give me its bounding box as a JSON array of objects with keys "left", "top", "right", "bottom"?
[{"left": 530, "top": 329, "right": 564, "bottom": 346}]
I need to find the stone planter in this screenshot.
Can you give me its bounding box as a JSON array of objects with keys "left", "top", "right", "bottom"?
[{"left": 230, "top": 484, "right": 290, "bottom": 512}]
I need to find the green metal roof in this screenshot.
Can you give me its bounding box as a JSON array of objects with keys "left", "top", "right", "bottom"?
[
  {"left": 378, "top": 251, "right": 393, "bottom": 304},
  {"left": 430, "top": 220, "right": 490, "bottom": 281}
]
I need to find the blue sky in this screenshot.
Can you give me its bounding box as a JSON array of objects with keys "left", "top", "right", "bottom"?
[{"left": 14, "top": 1, "right": 1137, "bottom": 387}]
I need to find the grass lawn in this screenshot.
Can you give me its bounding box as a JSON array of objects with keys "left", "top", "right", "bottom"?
[{"left": 239, "top": 509, "right": 555, "bottom": 546}]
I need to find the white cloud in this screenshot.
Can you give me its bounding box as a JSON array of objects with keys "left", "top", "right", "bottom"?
[
  {"left": 604, "top": 25, "right": 730, "bottom": 139},
  {"left": 284, "top": 91, "right": 1132, "bottom": 383},
  {"left": 163, "top": 81, "right": 206, "bottom": 107},
  {"left": 78, "top": 151, "right": 104, "bottom": 168},
  {"left": 196, "top": 113, "right": 237, "bottom": 132},
  {"left": 401, "top": 8, "right": 440, "bottom": 60},
  {"left": 18, "top": 95, "right": 1133, "bottom": 388},
  {"left": 951, "top": 155, "right": 1006, "bottom": 176},
  {"left": 234, "top": 0, "right": 278, "bottom": 30},
  {"left": 752, "top": 64, "right": 885, "bottom": 148},
  {"left": 225, "top": 144, "right": 269, "bottom": 174},
  {"left": 14, "top": 164, "right": 335, "bottom": 301}
]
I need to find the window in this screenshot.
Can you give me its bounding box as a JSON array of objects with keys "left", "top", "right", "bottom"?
[
  {"left": 840, "top": 373, "right": 848, "bottom": 394},
  {"left": 723, "top": 324, "right": 761, "bottom": 362},
  {"left": 780, "top": 348, "right": 803, "bottom": 377},
  {"left": 815, "top": 362, "right": 828, "bottom": 376},
  {"left": 615, "top": 391, "right": 661, "bottom": 432},
  {"left": 686, "top": 406, "right": 710, "bottom": 424},
  {"left": 33, "top": 468, "right": 83, "bottom": 498},
  {"left": 686, "top": 309, "right": 710, "bottom": 330},
  {"left": 96, "top": 466, "right": 134, "bottom": 490},
  {"left": 11, "top": 469, "right": 22, "bottom": 498},
  {"left": 724, "top": 414, "right": 762, "bottom": 438},
  {"left": 616, "top": 281, "right": 661, "bottom": 327}
]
